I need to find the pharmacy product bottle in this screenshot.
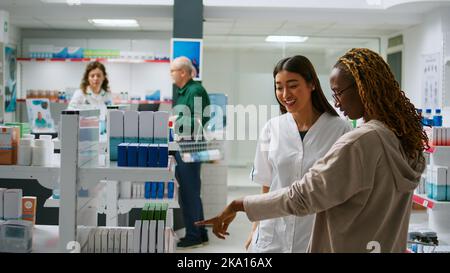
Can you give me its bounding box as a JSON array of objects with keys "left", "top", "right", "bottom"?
[
  {"left": 433, "top": 109, "right": 443, "bottom": 127},
  {"left": 425, "top": 109, "right": 433, "bottom": 126}
]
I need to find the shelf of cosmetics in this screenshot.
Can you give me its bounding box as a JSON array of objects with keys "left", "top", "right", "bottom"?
[
  {"left": 0, "top": 126, "right": 57, "bottom": 166},
  {"left": 415, "top": 147, "right": 450, "bottom": 202},
  {"left": 108, "top": 110, "right": 173, "bottom": 163},
  {"left": 418, "top": 108, "right": 443, "bottom": 127},
  {"left": 80, "top": 202, "right": 174, "bottom": 253},
  {"left": 0, "top": 188, "right": 36, "bottom": 224}
]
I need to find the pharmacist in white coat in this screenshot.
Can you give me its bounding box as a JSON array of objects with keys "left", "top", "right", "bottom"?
[
  {"left": 246, "top": 56, "right": 352, "bottom": 253},
  {"left": 68, "top": 61, "right": 112, "bottom": 134}
]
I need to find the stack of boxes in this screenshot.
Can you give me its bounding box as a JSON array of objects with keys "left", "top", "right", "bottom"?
[
  {"left": 120, "top": 181, "right": 175, "bottom": 200},
  {"left": 135, "top": 203, "right": 170, "bottom": 253},
  {"left": 0, "top": 188, "right": 36, "bottom": 225},
  {"left": 420, "top": 127, "right": 450, "bottom": 201},
  {"left": 108, "top": 110, "right": 170, "bottom": 168}
]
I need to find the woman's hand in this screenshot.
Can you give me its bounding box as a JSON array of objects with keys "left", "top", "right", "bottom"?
[{"left": 195, "top": 198, "right": 244, "bottom": 239}]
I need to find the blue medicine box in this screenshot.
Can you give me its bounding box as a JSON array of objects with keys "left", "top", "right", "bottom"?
[
  {"left": 144, "top": 182, "right": 151, "bottom": 199},
  {"left": 158, "top": 144, "right": 169, "bottom": 168},
  {"left": 167, "top": 181, "right": 174, "bottom": 199},
  {"left": 138, "top": 144, "right": 149, "bottom": 167},
  {"left": 148, "top": 144, "right": 159, "bottom": 167},
  {"left": 127, "top": 143, "right": 139, "bottom": 167},
  {"left": 157, "top": 182, "right": 165, "bottom": 199},
  {"left": 118, "top": 143, "right": 129, "bottom": 167},
  {"left": 150, "top": 182, "right": 158, "bottom": 199}
]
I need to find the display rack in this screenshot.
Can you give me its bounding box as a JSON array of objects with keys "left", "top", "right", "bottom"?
[{"left": 1, "top": 109, "right": 178, "bottom": 252}]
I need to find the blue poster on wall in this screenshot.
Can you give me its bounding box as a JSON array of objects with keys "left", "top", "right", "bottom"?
[
  {"left": 171, "top": 38, "right": 203, "bottom": 81},
  {"left": 4, "top": 46, "right": 17, "bottom": 112}
]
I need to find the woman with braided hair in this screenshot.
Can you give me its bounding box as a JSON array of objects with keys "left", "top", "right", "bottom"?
[{"left": 197, "top": 48, "right": 428, "bottom": 253}]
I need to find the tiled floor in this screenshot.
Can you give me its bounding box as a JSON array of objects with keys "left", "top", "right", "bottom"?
[{"left": 176, "top": 167, "right": 430, "bottom": 253}]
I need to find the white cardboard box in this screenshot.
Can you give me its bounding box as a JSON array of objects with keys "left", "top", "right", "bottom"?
[
  {"left": 133, "top": 220, "right": 142, "bottom": 253},
  {"left": 149, "top": 220, "right": 157, "bottom": 253},
  {"left": 124, "top": 111, "right": 139, "bottom": 139},
  {"left": 141, "top": 220, "right": 149, "bottom": 253},
  {"left": 139, "top": 111, "right": 154, "bottom": 143},
  {"left": 4, "top": 189, "right": 22, "bottom": 220}
]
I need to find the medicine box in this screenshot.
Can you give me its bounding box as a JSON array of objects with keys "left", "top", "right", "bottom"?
[
  {"left": 108, "top": 110, "right": 124, "bottom": 161},
  {"left": 0, "top": 126, "right": 20, "bottom": 165},
  {"left": 127, "top": 143, "right": 139, "bottom": 167},
  {"left": 118, "top": 143, "right": 128, "bottom": 167},
  {"left": 150, "top": 182, "right": 157, "bottom": 199},
  {"left": 153, "top": 111, "right": 170, "bottom": 144},
  {"left": 167, "top": 181, "right": 175, "bottom": 199},
  {"left": 22, "top": 196, "right": 37, "bottom": 225},
  {"left": 138, "top": 111, "right": 154, "bottom": 144},
  {"left": 148, "top": 144, "right": 158, "bottom": 167},
  {"left": 157, "top": 182, "right": 165, "bottom": 199},
  {"left": 0, "top": 188, "right": 6, "bottom": 220},
  {"left": 124, "top": 111, "right": 139, "bottom": 144},
  {"left": 138, "top": 144, "right": 149, "bottom": 167},
  {"left": 158, "top": 144, "right": 169, "bottom": 168},
  {"left": 133, "top": 220, "right": 142, "bottom": 253},
  {"left": 4, "top": 189, "right": 23, "bottom": 220}
]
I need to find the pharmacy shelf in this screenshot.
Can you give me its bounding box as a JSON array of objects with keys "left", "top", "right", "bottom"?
[
  {"left": 413, "top": 194, "right": 450, "bottom": 210},
  {"left": 78, "top": 161, "right": 175, "bottom": 189},
  {"left": 44, "top": 196, "right": 102, "bottom": 210},
  {"left": 17, "top": 57, "right": 170, "bottom": 64},
  {"left": 118, "top": 197, "right": 179, "bottom": 214},
  {"left": 0, "top": 165, "right": 59, "bottom": 190}
]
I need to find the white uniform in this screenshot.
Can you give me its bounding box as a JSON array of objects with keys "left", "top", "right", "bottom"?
[
  {"left": 68, "top": 87, "right": 112, "bottom": 120},
  {"left": 249, "top": 112, "right": 352, "bottom": 253}
]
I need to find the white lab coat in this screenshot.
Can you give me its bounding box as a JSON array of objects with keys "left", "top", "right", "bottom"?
[
  {"left": 249, "top": 112, "right": 352, "bottom": 253},
  {"left": 68, "top": 87, "right": 112, "bottom": 120}
]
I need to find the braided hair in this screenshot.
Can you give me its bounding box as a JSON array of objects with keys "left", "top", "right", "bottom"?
[{"left": 335, "top": 48, "right": 428, "bottom": 160}]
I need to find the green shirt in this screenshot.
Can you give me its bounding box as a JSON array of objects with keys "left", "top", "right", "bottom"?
[{"left": 174, "top": 79, "right": 210, "bottom": 137}]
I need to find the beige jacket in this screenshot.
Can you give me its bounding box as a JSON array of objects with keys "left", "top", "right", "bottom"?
[{"left": 244, "top": 120, "right": 425, "bottom": 253}]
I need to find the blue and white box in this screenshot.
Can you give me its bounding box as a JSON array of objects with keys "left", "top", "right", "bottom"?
[
  {"left": 157, "top": 182, "right": 165, "bottom": 199},
  {"left": 167, "top": 181, "right": 174, "bottom": 199},
  {"left": 138, "top": 111, "right": 154, "bottom": 144},
  {"left": 145, "top": 182, "right": 151, "bottom": 199},
  {"left": 148, "top": 144, "right": 159, "bottom": 167},
  {"left": 150, "top": 182, "right": 157, "bottom": 199},
  {"left": 118, "top": 143, "right": 128, "bottom": 167},
  {"left": 158, "top": 144, "right": 169, "bottom": 168},
  {"left": 124, "top": 111, "right": 139, "bottom": 144},
  {"left": 127, "top": 143, "right": 139, "bottom": 167},
  {"left": 108, "top": 110, "right": 124, "bottom": 161},
  {"left": 138, "top": 144, "right": 149, "bottom": 167},
  {"left": 153, "top": 111, "right": 170, "bottom": 144}
]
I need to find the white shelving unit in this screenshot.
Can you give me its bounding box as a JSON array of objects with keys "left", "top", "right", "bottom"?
[
  {"left": 0, "top": 165, "right": 59, "bottom": 190},
  {"left": 1, "top": 109, "right": 178, "bottom": 252}
]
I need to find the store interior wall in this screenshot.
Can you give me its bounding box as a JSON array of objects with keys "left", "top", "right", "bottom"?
[
  {"left": 18, "top": 30, "right": 173, "bottom": 101},
  {"left": 402, "top": 7, "right": 450, "bottom": 127}
]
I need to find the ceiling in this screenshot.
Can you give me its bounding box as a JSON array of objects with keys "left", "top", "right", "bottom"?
[{"left": 0, "top": 0, "right": 449, "bottom": 53}]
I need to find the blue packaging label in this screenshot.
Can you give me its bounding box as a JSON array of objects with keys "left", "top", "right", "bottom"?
[{"left": 109, "top": 137, "right": 124, "bottom": 161}]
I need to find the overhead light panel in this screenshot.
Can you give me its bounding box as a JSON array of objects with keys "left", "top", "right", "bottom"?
[
  {"left": 88, "top": 19, "right": 140, "bottom": 28},
  {"left": 265, "top": 36, "right": 309, "bottom": 43},
  {"left": 41, "top": 0, "right": 173, "bottom": 5}
]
